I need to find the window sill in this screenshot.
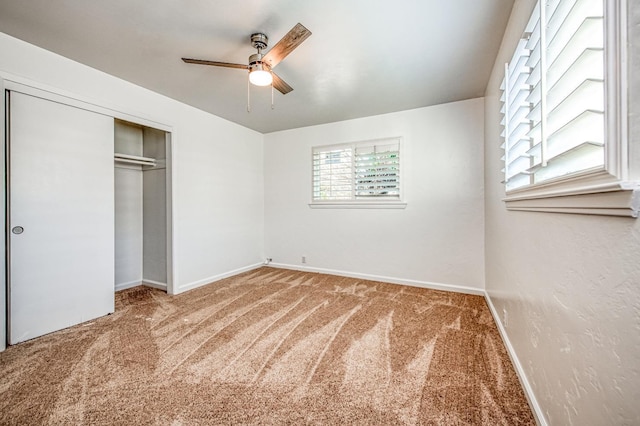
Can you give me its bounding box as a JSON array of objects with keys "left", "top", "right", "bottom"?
[
  {"left": 504, "top": 181, "right": 640, "bottom": 217},
  {"left": 309, "top": 201, "right": 407, "bottom": 209}
]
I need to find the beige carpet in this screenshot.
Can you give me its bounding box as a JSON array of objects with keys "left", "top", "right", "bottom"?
[{"left": 0, "top": 268, "right": 535, "bottom": 425}]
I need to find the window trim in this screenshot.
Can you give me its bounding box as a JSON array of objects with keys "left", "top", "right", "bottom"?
[
  {"left": 309, "top": 137, "right": 407, "bottom": 209},
  {"left": 501, "top": 0, "right": 639, "bottom": 217}
]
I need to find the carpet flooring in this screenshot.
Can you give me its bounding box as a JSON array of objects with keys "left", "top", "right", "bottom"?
[{"left": 0, "top": 267, "right": 535, "bottom": 425}]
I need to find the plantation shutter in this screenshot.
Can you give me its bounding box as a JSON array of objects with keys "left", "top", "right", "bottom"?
[
  {"left": 312, "top": 146, "right": 353, "bottom": 200},
  {"left": 501, "top": 0, "right": 605, "bottom": 191},
  {"left": 354, "top": 141, "right": 400, "bottom": 198},
  {"left": 312, "top": 138, "right": 401, "bottom": 202},
  {"left": 501, "top": 37, "right": 534, "bottom": 190}
]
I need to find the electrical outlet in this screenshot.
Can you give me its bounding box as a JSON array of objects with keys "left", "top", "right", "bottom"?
[
  {"left": 502, "top": 308, "right": 508, "bottom": 327},
  {"left": 302, "top": 256, "right": 306, "bottom": 264}
]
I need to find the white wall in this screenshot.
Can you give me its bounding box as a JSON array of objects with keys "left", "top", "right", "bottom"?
[
  {"left": 114, "top": 121, "right": 144, "bottom": 289},
  {"left": 484, "top": 1, "right": 640, "bottom": 424},
  {"left": 0, "top": 32, "right": 265, "bottom": 349},
  {"left": 264, "top": 99, "right": 485, "bottom": 292},
  {"left": 142, "top": 127, "right": 168, "bottom": 286}
]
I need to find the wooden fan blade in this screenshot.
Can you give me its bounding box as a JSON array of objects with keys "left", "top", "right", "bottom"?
[
  {"left": 272, "top": 72, "right": 293, "bottom": 95},
  {"left": 263, "top": 23, "right": 312, "bottom": 69},
  {"left": 182, "top": 58, "right": 248, "bottom": 69}
]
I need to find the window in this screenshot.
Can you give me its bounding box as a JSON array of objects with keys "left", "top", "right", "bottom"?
[
  {"left": 310, "top": 137, "right": 405, "bottom": 208},
  {"left": 500, "top": 0, "right": 638, "bottom": 217}
]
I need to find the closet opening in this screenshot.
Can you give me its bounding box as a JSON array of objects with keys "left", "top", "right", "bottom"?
[{"left": 114, "top": 119, "right": 171, "bottom": 293}]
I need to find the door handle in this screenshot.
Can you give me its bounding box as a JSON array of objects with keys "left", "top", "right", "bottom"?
[{"left": 11, "top": 226, "right": 24, "bottom": 235}]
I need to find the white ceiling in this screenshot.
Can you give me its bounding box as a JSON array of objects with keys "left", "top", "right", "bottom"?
[{"left": 0, "top": 0, "right": 514, "bottom": 133}]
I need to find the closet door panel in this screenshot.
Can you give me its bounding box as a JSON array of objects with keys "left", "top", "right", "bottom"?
[{"left": 8, "top": 91, "right": 114, "bottom": 344}]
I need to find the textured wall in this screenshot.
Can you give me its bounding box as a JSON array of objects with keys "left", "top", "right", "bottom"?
[
  {"left": 484, "top": 1, "right": 640, "bottom": 424},
  {"left": 264, "top": 99, "right": 485, "bottom": 292}
]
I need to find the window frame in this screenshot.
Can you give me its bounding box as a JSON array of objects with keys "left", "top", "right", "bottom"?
[
  {"left": 501, "top": 0, "right": 639, "bottom": 217},
  {"left": 309, "top": 137, "right": 407, "bottom": 209}
]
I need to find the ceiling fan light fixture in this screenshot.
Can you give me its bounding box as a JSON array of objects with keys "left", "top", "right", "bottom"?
[
  {"left": 249, "top": 69, "right": 273, "bottom": 86},
  {"left": 249, "top": 63, "right": 273, "bottom": 86}
]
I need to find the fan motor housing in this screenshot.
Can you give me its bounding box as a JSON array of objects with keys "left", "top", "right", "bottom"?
[
  {"left": 249, "top": 53, "right": 270, "bottom": 72},
  {"left": 251, "top": 33, "right": 268, "bottom": 51}
]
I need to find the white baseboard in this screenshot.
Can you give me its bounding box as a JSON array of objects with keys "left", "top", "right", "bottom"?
[
  {"left": 115, "top": 279, "right": 167, "bottom": 292},
  {"left": 484, "top": 293, "right": 547, "bottom": 426},
  {"left": 177, "top": 263, "right": 264, "bottom": 293},
  {"left": 142, "top": 279, "right": 167, "bottom": 291},
  {"left": 267, "top": 263, "right": 484, "bottom": 296},
  {"left": 115, "top": 280, "right": 142, "bottom": 292}
]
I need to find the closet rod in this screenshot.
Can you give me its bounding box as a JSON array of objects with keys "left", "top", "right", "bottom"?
[
  {"left": 114, "top": 157, "right": 156, "bottom": 166},
  {"left": 114, "top": 152, "right": 157, "bottom": 167}
]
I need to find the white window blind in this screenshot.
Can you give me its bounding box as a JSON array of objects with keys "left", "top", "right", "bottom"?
[
  {"left": 312, "top": 138, "right": 400, "bottom": 202},
  {"left": 501, "top": 0, "right": 604, "bottom": 191}
]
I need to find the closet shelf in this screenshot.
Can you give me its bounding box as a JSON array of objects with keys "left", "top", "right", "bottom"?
[{"left": 114, "top": 153, "right": 156, "bottom": 167}]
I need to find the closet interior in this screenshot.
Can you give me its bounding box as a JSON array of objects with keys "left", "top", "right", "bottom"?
[{"left": 114, "top": 119, "right": 168, "bottom": 292}]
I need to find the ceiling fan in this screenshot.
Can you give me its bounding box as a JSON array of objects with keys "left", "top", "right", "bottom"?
[{"left": 182, "top": 23, "right": 312, "bottom": 95}]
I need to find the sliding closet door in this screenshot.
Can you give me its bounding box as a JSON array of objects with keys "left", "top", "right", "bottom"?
[{"left": 8, "top": 91, "right": 115, "bottom": 344}]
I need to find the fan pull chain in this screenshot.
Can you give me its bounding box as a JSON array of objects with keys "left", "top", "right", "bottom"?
[
  {"left": 247, "top": 76, "right": 251, "bottom": 113},
  {"left": 271, "top": 80, "right": 275, "bottom": 110}
]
